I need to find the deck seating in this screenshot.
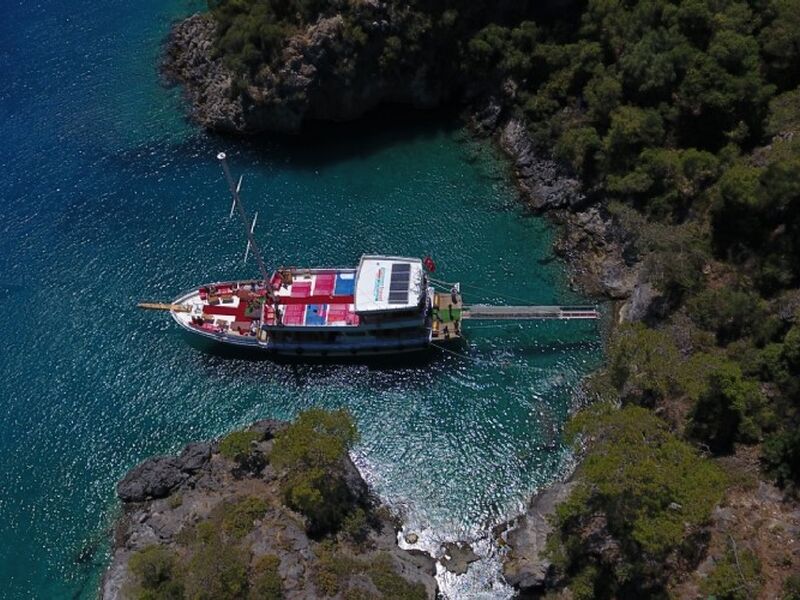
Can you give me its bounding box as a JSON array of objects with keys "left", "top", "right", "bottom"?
[
  {"left": 334, "top": 273, "right": 355, "bottom": 296},
  {"left": 203, "top": 304, "right": 239, "bottom": 317},
  {"left": 314, "top": 272, "right": 336, "bottom": 296},
  {"left": 305, "top": 304, "right": 328, "bottom": 326},
  {"left": 326, "top": 304, "right": 348, "bottom": 324},
  {"left": 283, "top": 282, "right": 311, "bottom": 325}
]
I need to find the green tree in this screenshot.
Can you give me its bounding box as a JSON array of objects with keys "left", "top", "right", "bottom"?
[
  {"left": 604, "top": 106, "right": 665, "bottom": 171},
  {"left": 687, "top": 287, "right": 764, "bottom": 345},
  {"left": 784, "top": 323, "right": 800, "bottom": 370},
  {"left": 762, "top": 429, "right": 800, "bottom": 489},
  {"left": 550, "top": 405, "right": 727, "bottom": 598},
  {"left": 608, "top": 323, "right": 682, "bottom": 406},
  {"left": 759, "top": 0, "right": 800, "bottom": 88},
  {"left": 689, "top": 360, "right": 769, "bottom": 452},
  {"left": 271, "top": 409, "right": 359, "bottom": 535}
]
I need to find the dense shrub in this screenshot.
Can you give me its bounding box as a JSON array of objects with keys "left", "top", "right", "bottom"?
[
  {"left": 689, "top": 360, "right": 769, "bottom": 452},
  {"left": 128, "top": 545, "right": 183, "bottom": 600},
  {"left": 219, "top": 430, "right": 265, "bottom": 473},
  {"left": 608, "top": 323, "right": 682, "bottom": 406},
  {"left": 313, "top": 543, "right": 426, "bottom": 600},
  {"left": 183, "top": 522, "right": 249, "bottom": 600},
  {"left": 700, "top": 543, "right": 762, "bottom": 600},
  {"left": 271, "top": 409, "right": 359, "bottom": 535},
  {"left": 687, "top": 288, "right": 765, "bottom": 345},
  {"left": 340, "top": 507, "right": 370, "bottom": 545},
  {"left": 784, "top": 573, "right": 800, "bottom": 600},
  {"left": 219, "top": 430, "right": 261, "bottom": 462},
  {"left": 249, "top": 555, "right": 283, "bottom": 600},
  {"left": 549, "top": 405, "right": 726, "bottom": 598},
  {"left": 221, "top": 496, "right": 268, "bottom": 539}
]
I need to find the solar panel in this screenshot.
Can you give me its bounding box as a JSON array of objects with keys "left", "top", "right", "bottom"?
[{"left": 388, "top": 263, "right": 411, "bottom": 304}]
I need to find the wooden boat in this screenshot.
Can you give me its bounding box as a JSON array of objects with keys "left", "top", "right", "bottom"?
[{"left": 139, "top": 153, "right": 598, "bottom": 359}]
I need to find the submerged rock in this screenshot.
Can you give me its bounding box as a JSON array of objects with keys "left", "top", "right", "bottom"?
[{"left": 440, "top": 541, "right": 480, "bottom": 575}]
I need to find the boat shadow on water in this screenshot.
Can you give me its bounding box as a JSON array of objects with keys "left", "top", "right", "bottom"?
[{"left": 180, "top": 329, "right": 451, "bottom": 371}]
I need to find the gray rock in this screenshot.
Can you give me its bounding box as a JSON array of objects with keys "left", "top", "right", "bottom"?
[
  {"left": 619, "top": 282, "right": 657, "bottom": 322},
  {"left": 404, "top": 532, "right": 419, "bottom": 544},
  {"left": 471, "top": 96, "right": 503, "bottom": 135},
  {"left": 499, "top": 119, "right": 585, "bottom": 212},
  {"left": 599, "top": 259, "right": 638, "bottom": 299},
  {"left": 117, "top": 456, "right": 187, "bottom": 503},
  {"left": 178, "top": 442, "right": 211, "bottom": 473},
  {"left": 503, "top": 480, "right": 577, "bottom": 592},
  {"left": 405, "top": 548, "right": 436, "bottom": 576},
  {"left": 341, "top": 453, "right": 369, "bottom": 503},
  {"left": 248, "top": 419, "right": 288, "bottom": 440},
  {"left": 440, "top": 541, "right": 480, "bottom": 575}
]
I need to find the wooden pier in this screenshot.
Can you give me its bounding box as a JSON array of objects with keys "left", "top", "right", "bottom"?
[{"left": 462, "top": 304, "right": 599, "bottom": 320}]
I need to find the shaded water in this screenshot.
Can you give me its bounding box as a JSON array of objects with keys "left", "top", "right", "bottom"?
[{"left": 0, "top": 0, "right": 602, "bottom": 597}]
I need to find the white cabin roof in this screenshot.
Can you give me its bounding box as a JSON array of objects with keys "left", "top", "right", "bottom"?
[{"left": 354, "top": 255, "right": 424, "bottom": 313}]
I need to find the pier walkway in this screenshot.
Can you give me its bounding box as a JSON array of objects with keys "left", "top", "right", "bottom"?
[{"left": 462, "top": 305, "right": 599, "bottom": 320}]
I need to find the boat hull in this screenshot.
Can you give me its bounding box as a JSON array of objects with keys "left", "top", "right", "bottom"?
[
  {"left": 174, "top": 321, "right": 433, "bottom": 358},
  {"left": 169, "top": 282, "right": 435, "bottom": 360}
]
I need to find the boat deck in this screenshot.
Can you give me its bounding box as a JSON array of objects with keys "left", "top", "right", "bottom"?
[
  {"left": 268, "top": 269, "right": 360, "bottom": 328},
  {"left": 171, "top": 281, "right": 265, "bottom": 338},
  {"left": 171, "top": 269, "right": 364, "bottom": 338},
  {"left": 431, "top": 290, "right": 463, "bottom": 342}
]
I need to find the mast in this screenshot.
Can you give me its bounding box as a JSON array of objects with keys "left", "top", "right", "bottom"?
[{"left": 217, "top": 152, "right": 271, "bottom": 284}]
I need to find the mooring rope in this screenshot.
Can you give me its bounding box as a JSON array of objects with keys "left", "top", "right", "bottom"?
[
  {"left": 428, "top": 276, "right": 550, "bottom": 306},
  {"left": 429, "top": 341, "right": 539, "bottom": 372}
]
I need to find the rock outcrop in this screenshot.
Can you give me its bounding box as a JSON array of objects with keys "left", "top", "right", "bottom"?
[
  {"left": 162, "top": 15, "right": 246, "bottom": 132},
  {"left": 101, "top": 421, "right": 437, "bottom": 599},
  {"left": 498, "top": 119, "right": 585, "bottom": 212},
  {"left": 490, "top": 117, "right": 640, "bottom": 302},
  {"left": 163, "top": 11, "right": 450, "bottom": 134},
  {"left": 501, "top": 480, "right": 577, "bottom": 594}
]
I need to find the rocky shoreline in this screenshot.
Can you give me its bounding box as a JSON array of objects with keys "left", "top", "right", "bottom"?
[
  {"left": 162, "top": 13, "right": 651, "bottom": 321},
  {"left": 101, "top": 419, "right": 438, "bottom": 599},
  {"left": 159, "top": 12, "right": 654, "bottom": 597},
  {"left": 162, "top": 12, "right": 450, "bottom": 134}
]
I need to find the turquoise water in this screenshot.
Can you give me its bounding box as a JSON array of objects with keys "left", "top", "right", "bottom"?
[{"left": 0, "top": 0, "right": 602, "bottom": 597}]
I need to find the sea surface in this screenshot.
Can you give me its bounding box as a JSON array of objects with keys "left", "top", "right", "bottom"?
[{"left": 0, "top": 0, "right": 603, "bottom": 597}]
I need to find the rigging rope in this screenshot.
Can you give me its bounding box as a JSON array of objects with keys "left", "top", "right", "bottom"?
[{"left": 428, "top": 276, "right": 552, "bottom": 306}]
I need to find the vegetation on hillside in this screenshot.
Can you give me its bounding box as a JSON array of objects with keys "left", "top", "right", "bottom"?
[
  {"left": 124, "top": 409, "right": 423, "bottom": 600},
  {"left": 199, "top": 0, "right": 800, "bottom": 592},
  {"left": 271, "top": 408, "right": 360, "bottom": 536},
  {"left": 547, "top": 405, "right": 726, "bottom": 598}
]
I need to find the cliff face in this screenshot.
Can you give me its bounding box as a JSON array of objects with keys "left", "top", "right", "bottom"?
[
  {"left": 163, "top": 11, "right": 450, "bottom": 134},
  {"left": 101, "top": 419, "right": 437, "bottom": 599}
]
